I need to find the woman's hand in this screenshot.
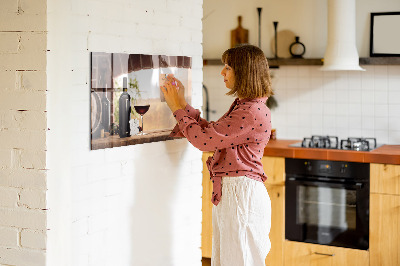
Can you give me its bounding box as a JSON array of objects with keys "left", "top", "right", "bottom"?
[
  {"left": 161, "top": 77, "right": 184, "bottom": 113},
  {"left": 167, "top": 75, "right": 187, "bottom": 108}
]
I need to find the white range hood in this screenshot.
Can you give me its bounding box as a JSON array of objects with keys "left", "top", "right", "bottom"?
[{"left": 320, "top": 0, "right": 365, "bottom": 71}]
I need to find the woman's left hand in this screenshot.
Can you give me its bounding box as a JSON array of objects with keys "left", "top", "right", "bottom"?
[{"left": 160, "top": 79, "right": 183, "bottom": 113}]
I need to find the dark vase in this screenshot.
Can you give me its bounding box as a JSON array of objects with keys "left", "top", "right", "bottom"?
[
  {"left": 289, "top": 36, "right": 306, "bottom": 58},
  {"left": 119, "top": 77, "right": 131, "bottom": 138}
]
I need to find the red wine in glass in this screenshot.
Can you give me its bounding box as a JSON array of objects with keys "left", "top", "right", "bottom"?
[
  {"left": 134, "top": 105, "right": 150, "bottom": 115},
  {"left": 134, "top": 105, "right": 150, "bottom": 135}
]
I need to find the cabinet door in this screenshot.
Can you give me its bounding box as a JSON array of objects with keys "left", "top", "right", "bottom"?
[
  {"left": 264, "top": 185, "right": 284, "bottom": 266},
  {"left": 370, "top": 163, "right": 400, "bottom": 195},
  {"left": 284, "top": 241, "right": 369, "bottom": 266},
  {"left": 370, "top": 193, "right": 400, "bottom": 266},
  {"left": 261, "top": 156, "right": 285, "bottom": 185},
  {"left": 202, "top": 152, "right": 213, "bottom": 258}
]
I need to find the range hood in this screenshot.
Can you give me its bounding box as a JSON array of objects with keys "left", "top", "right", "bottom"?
[{"left": 320, "top": 0, "right": 365, "bottom": 71}]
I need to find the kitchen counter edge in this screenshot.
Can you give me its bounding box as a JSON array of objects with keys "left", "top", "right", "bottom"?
[{"left": 263, "top": 139, "right": 400, "bottom": 165}]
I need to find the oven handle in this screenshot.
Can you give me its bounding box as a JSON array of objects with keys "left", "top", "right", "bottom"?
[{"left": 287, "top": 177, "right": 364, "bottom": 189}]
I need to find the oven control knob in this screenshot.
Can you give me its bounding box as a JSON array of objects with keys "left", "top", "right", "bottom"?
[
  {"left": 304, "top": 161, "right": 312, "bottom": 171},
  {"left": 340, "top": 164, "right": 347, "bottom": 174}
]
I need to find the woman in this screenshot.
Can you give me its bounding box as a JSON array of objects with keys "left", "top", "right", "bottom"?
[{"left": 161, "top": 44, "right": 273, "bottom": 266}]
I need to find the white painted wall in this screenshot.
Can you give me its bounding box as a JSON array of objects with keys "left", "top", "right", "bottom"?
[
  {"left": 203, "top": 0, "right": 400, "bottom": 144},
  {"left": 0, "top": 0, "right": 48, "bottom": 265},
  {"left": 203, "top": 0, "right": 400, "bottom": 58},
  {"left": 46, "top": 1, "right": 203, "bottom": 266}
]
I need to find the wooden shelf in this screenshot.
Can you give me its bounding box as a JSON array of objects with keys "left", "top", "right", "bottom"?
[
  {"left": 268, "top": 58, "right": 323, "bottom": 67},
  {"left": 91, "top": 129, "right": 178, "bottom": 150},
  {"left": 203, "top": 57, "right": 400, "bottom": 67},
  {"left": 359, "top": 57, "right": 400, "bottom": 65},
  {"left": 203, "top": 58, "right": 322, "bottom": 67}
]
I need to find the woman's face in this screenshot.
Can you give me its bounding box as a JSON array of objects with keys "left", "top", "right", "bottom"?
[{"left": 220, "top": 64, "right": 235, "bottom": 89}]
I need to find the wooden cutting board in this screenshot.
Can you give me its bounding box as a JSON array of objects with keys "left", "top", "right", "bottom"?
[{"left": 231, "top": 16, "right": 249, "bottom": 48}]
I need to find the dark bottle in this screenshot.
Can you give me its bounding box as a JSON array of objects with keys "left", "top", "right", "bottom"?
[
  {"left": 101, "top": 85, "right": 110, "bottom": 133},
  {"left": 119, "top": 77, "right": 131, "bottom": 138}
]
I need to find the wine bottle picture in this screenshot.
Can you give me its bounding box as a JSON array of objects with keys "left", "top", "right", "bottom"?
[
  {"left": 119, "top": 77, "right": 131, "bottom": 138},
  {"left": 101, "top": 85, "right": 110, "bottom": 133}
]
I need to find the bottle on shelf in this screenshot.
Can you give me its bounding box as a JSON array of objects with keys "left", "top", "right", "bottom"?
[
  {"left": 119, "top": 77, "right": 131, "bottom": 138},
  {"left": 101, "top": 84, "right": 110, "bottom": 133}
]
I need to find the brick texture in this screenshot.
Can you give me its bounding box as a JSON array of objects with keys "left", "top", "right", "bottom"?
[
  {"left": 0, "top": 227, "right": 19, "bottom": 247},
  {"left": 0, "top": 0, "right": 48, "bottom": 264},
  {"left": 21, "top": 229, "right": 46, "bottom": 249},
  {"left": 0, "top": 187, "right": 19, "bottom": 208}
]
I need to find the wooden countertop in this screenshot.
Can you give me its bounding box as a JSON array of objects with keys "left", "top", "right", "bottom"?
[{"left": 263, "top": 139, "right": 400, "bottom": 165}]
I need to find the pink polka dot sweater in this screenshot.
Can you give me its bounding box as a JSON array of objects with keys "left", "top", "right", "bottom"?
[{"left": 170, "top": 97, "right": 271, "bottom": 205}]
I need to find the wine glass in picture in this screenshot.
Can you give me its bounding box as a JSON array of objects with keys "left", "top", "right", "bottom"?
[{"left": 134, "top": 99, "right": 150, "bottom": 135}]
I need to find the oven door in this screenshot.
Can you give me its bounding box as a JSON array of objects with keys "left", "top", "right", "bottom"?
[{"left": 285, "top": 177, "right": 369, "bottom": 250}]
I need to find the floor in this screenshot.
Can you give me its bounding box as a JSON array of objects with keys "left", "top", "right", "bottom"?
[{"left": 202, "top": 257, "right": 211, "bottom": 266}]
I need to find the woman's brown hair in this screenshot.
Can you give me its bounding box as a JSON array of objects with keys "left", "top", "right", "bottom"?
[{"left": 221, "top": 44, "right": 273, "bottom": 99}]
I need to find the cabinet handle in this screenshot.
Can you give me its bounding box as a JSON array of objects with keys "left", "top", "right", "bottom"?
[{"left": 314, "top": 252, "right": 335, "bottom": 257}]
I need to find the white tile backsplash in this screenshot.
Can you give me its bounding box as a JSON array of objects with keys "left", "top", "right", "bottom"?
[
  {"left": 270, "top": 65, "right": 400, "bottom": 143},
  {"left": 374, "top": 77, "right": 388, "bottom": 91},
  {"left": 389, "top": 104, "right": 400, "bottom": 117},
  {"left": 374, "top": 65, "right": 388, "bottom": 76},
  {"left": 362, "top": 90, "right": 375, "bottom": 103},
  {"left": 375, "top": 104, "right": 389, "bottom": 117},
  {"left": 204, "top": 64, "right": 400, "bottom": 144},
  {"left": 388, "top": 76, "right": 400, "bottom": 91},
  {"left": 374, "top": 90, "right": 388, "bottom": 104},
  {"left": 388, "top": 91, "right": 400, "bottom": 104},
  {"left": 389, "top": 117, "right": 400, "bottom": 131}
]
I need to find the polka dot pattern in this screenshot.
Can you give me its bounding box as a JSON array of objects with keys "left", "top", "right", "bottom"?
[{"left": 170, "top": 97, "right": 272, "bottom": 206}]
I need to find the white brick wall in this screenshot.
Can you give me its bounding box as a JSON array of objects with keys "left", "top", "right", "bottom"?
[
  {"left": 0, "top": 0, "right": 48, "bottom": 265},
  {"left": 2, "top": 0, "right": 203, "bottom": 265},
  {"left": 46, "top": 1, "right": 203, "bottom": 266},
  {"left": 21, "top": 229, "right": 47, "bottom": 250}
]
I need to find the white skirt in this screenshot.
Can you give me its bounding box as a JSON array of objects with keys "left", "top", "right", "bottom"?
[{"left": 212, "top": 176, "right": 271, "bottom": 266}]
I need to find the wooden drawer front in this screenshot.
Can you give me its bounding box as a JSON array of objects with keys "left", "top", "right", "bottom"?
[
  {"left": 370, "top": 193, "right": 400, "bottom": 266},
  {"left": 284, "top": 241, "right": 369, "bottom": 266},
  {"left": 262, "top": 156, "right": 285, "bottom": 185},
  {"left": 370, "top": 163, "right": 400, "bottom": 195}
]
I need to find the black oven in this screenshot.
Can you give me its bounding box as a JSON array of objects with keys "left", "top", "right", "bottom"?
[{"left": 285, "top": 158, "right": 369, "bottom": 250}]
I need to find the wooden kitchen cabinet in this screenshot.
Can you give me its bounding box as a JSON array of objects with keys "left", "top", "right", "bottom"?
[
  {"left": 261, "top": 156, "right": 285, "bottom": 186},
  {"left": 370, "top": 163, "right": 400, "bottom": 266},
  {"left": 264, "top": 184, "right": 285, "bottom": 266},
  {"left": 284, "top": 241, "right": 369, "bottom": 266},
  {"left": 262, "top": 156, "right": 285, "bottom": 266},
  {"left": 370, "top": 193, "right": 400, "bottom": 266},
  {"left": 202, "top": 152, "right": 213, "bottom": 258},
  {"left": 370, "top": 163, "right": 400, "bottom": 195},
  {"left": 201, "top": 154, "right": 286, "bottom": 266}
]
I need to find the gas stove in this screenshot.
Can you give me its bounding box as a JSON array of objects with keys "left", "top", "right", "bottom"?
[{"left": 289, "top": 135, "right": 381, "bottom": 151}]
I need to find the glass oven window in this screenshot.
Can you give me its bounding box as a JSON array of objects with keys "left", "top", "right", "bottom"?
[{"left": 297, "top": 186, "right": 357, "bottom": 230}]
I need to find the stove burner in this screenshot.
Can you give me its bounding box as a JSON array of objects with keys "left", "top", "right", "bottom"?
[
  {"left": 340, "top": 137, "right": 377, "bottom": 151},
  {"left": 301, "top": 135, "right": 339, "bottom": 149},
  {"left": 294, "top": 136, "right": 379, "bottom": 151}
]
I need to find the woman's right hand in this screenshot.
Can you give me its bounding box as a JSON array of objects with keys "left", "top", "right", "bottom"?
[{"left": 167, "top": 74, "right": 187, "bottom": 109}]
